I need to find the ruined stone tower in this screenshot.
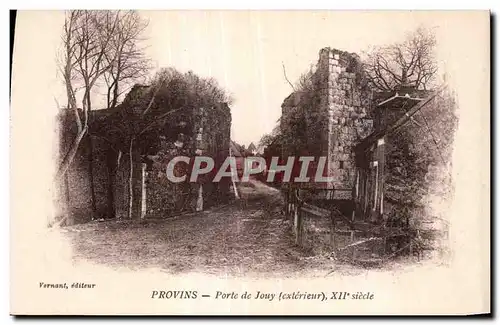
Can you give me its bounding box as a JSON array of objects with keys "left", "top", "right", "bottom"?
[{"left": 306, "top": 48, "right": 374, "bottom": 199}]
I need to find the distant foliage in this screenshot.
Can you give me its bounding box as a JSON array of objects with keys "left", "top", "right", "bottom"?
[
  {"left": 294, "top": 66, "right": 315, "bottom": 94},
  {"left": 261, "top": 66, "right": 316, "bottom": 159},
  {"left": 149, "top": 68, "right": 234, "bottom": 109},
  {"left": 103, "top": 67, "right": 233, "bottom": 153}
]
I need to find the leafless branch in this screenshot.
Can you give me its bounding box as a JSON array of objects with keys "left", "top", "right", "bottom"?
[
  {"left": 282, "top": 61, "right": 296, "bottom": 92},
  {"left": 363, "top": 26, "right": 438, "bottom": 91},
  {"left": 102, "top": 10, "right": 151, "bottom": 109},
  {"left": 56, "top": 10, "right": 150, "bottom": 180}
]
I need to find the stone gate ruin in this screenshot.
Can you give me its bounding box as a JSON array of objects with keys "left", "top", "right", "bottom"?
[
  {"left": 280, "top": 47, "right": 455, "bottom": 263},
  {"left": 56, "top": 85, "right": 232, "bottom": 224},
  {"left": 281, "top": 48, "right": 374, "bottom": 199}
]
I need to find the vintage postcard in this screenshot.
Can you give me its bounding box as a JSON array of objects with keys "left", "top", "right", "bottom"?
[{"left": 10, "top": 10, "right": 490, "bottom": 315}]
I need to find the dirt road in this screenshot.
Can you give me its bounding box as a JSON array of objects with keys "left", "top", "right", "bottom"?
[{"left": 64, "top": 180, "right": 339, "bottom": 277}]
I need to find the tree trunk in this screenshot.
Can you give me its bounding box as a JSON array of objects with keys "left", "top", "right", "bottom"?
[
  {"left": 87, "top": 135, "right": 97, "bottom": 218},
  {"left": 111, "top": 64, "right": 121, "bottom": 108},
  {"left": 229, "top": 146, "right": 240, "bottom": 199},
  {"left": 56, "top": 125, "right": 88, "bottom": 182},
  {"left": 140, "top": 163, "right": 147, "bottom": 219},
  {"left": 64, "top": 168, "right": 71, "bottom": 210},
  {"left": 401, "top": 67, "right": 408, "bottom": 86},
  {"left": 196, "top": 184, "right": 203, "bottom": 212},
  {"left": 128, "top": 137, "right": 135, "bottom": 219},
  {"left": 106, "top": 149, "right": 116, "bottom": 219},
  {"left": 84, "top": 91, "right": 97, "bottom": 219},
  {"left": 62, "top": 111, "right": 72, "bottom": 219}
]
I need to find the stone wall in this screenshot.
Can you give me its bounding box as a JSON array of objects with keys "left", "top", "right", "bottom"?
[
  {"left": 279, "top": 47, "right": 377, "bottom": 253},
  {"left": 281, "top": 47, "right": 374, "bottom": 197},
  {"left": 198, "top": 104, "right": 232, "bottom": 208},
  {"left": 315, "top": 48, "right": 373, "bottom": 196},
  {"left": 280, "top": 92, "right": 307, "bottom": 157},
  {"left": 56, "top": 112, "right": 117, "bottom": 224},
  {"left": 145, "top": 104, "right": 232, "bottom": 217},
  {"left": 56, "top": 101, "right": 232, "bottom": 223}
]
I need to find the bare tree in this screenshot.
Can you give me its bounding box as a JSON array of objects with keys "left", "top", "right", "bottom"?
[
  {"left": 103, "top": 11, "right": 150, "bottom": 109},
  {"left": 70, "top": 11, "right": 121, "bottom": 114},
  {"left": 364, "top": 27, "right": 438, "bottom": 91},
  {"left": 56, "top": 10, "right": 150, "bottom": 222},
  {"left": 56, "top": 11, "right": 118, "bottom": 180},
  {"left": 57, "top": 11, "right": 150, "bottom": 179},
  {"left": 99, "top": 11, "right": 151, "bottom": 219},
  {"left": 56, "top": 11, "right": 88, "bottom": 182},
  {"left": 79, "top": 12, "right": 121, "bottom": 215}
]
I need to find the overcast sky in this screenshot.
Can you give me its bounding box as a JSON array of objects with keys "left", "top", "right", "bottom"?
[{"left": 13, "top": 10, "right": 476, "bottom": 146}]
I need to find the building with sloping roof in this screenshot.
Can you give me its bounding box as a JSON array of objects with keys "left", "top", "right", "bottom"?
[{"left": 247, "top": 142, "right": 257, "bottom": 155}]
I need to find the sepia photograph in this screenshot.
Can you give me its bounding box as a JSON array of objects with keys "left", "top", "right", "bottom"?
[{"left": 9, "top": 9, "right": 490, "bottom": 315}]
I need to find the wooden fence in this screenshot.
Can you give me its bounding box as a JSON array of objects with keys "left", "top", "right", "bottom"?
[{"left": 283, "top": 186, "right": 449, "bottom": 265}]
